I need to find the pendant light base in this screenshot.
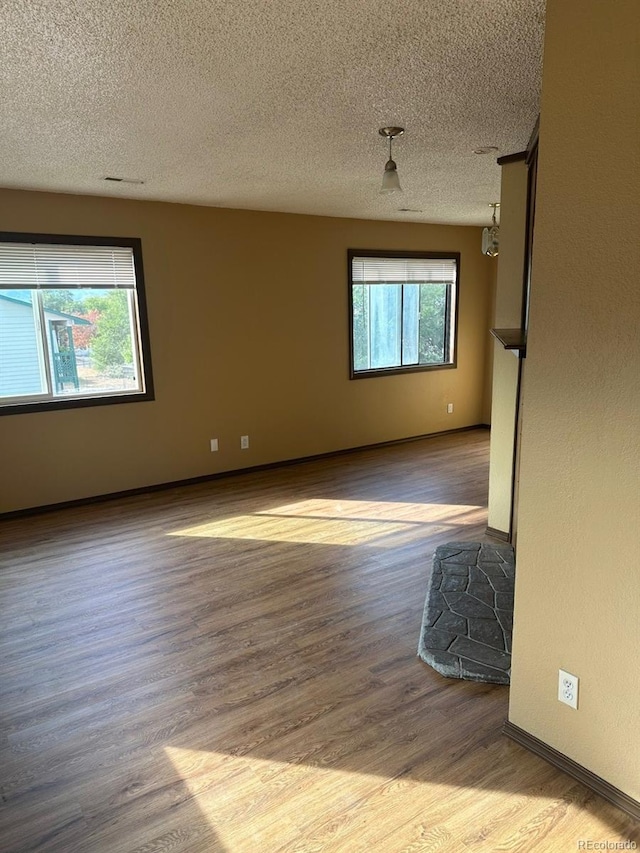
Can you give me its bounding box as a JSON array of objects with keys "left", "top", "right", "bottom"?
[{"left": 379, "top": 127, "right": 405, "bottom": 139}]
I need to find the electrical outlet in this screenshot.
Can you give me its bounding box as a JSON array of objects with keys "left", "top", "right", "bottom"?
[
  {"left": 447, "top": 402, "right": 454, "bottom": 414},
  {"left": 558, "top": 669, "right": 579, "bottom": 709},
  {"left": 240, "top": 435, "right": 249, "bottom": 450},
  {"left": 210, "top": 438, "right": 218, "bottom": 452}
]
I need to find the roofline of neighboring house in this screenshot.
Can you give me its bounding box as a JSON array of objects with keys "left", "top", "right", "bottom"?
[{"left": 0, "top": 293, "right": 91, "bottom": 324}]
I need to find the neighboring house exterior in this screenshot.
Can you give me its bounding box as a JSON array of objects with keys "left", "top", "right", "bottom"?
[{"left": 0, "top": 293, "right": 91, "bottom": 397}]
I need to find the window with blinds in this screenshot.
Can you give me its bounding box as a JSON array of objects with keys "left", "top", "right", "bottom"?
[
  {"left": 0, "top": 233, "right": 154, "bottom": 414},
  {"left": 348, "top": 251, "right": 459, "bottom": 377}
]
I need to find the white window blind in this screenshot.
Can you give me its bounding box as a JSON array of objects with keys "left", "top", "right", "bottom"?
[
  {"left": 0, "top": 243, "right": 136, "bottom": 290},
  {"left": 351, "top": 256, "right": 457, "bottom": 285}
]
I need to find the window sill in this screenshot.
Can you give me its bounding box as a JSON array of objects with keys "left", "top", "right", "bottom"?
[
  {"left": 0, "top": 390, "right": 155, "bottom": 416},
  {"left": 351, "top": 362, "right": 456, "bottom": 379}
]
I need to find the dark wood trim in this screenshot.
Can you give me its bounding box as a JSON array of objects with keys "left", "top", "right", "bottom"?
[
  {"left": 521, "top": 133, "right": 539, "bottom": 333},
  {"left": 348, "top": 249, "right": 462, "bottom": 261},
  {"left": 0, "top": 230, "right": 143, "bottom": 247},
  {"left": 508, "top": 356, "right": 524, "bottom": 542},
  {"left": 0, "top": 424, "right": 489, "bottom": 520},
  {"left": 347, "top": 249, "right": 460, "bottom": 379},
  {"left": 486, "top": 526, "right": 510, "bottom": 542},
  {"left": 525, "top": 116, "right": 540, "bottom": 166},
  {"left": 496, "top": 151, "right": 527, "bottom": 165},
  {"left": 0, "top": 389, "right": 155, "bottom": 416},
  {"left": 350, "top": 362, "right": 457, "bottom": 379},
  {"left": 504, "top": 117, "right": 539, "bottom": 543},
  {"left": 506, "top": 119, "right": 539, "bottom": 541},
  {"left": 503, "top": 721, "right": 640, "bottom": 820},
  {"left": 490, "top": 328, "right": 527, "bottom": 356}
]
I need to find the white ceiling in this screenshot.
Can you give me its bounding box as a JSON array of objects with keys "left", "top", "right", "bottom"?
[{"left": 0, "top": 1, "right": 545, "bottom": 226}]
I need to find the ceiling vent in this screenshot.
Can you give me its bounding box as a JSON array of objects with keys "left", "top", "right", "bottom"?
[{"left": 104, "top": 176, "right": 145, "bottom": 185}]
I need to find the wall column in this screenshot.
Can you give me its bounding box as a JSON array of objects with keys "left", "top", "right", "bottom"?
[{"left": 487, "top": 159, "right": 527, "bottom": 537}]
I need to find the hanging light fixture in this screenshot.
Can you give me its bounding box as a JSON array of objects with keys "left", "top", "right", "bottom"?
[
  {"left": 379, "top": 126, "right": 404, "bottom": 194},
  {"left": 482, "top": 203, "right": 500, "bottom": 257}
]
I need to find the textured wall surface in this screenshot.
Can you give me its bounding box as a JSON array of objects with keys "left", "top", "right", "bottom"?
[
  {"left": 509, "top": 0, "right": 640, "bottom": 799},
  {"left": 0, "top": 189, "right": 494, "bottom": 513}
]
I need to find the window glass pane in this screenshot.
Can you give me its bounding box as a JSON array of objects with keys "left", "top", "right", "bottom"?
[
  {"left": 402, "top": 284, "right": 419, "bottom": 364},
  {"left": 41, "top": 289, "right": 142, "bottom": 397},
  {"left": 370, "top": 285, "right": 401, "bottom": 369},
  {"left": 419, "top": 283, "right": 447, "bottom": 364},
  {"left": 352, "top": 284, "right": 370, "bottom": 371},
  {"left": 0, "top": 290, "right": 47, "bottom": 398}
]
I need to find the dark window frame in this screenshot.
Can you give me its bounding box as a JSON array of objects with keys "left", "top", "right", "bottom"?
[
  {"left": 0, "top": 231, "right": 155, "bottom": 416},
  {"left": 348, "top": 249, "right": 460, "bottom": 379}
]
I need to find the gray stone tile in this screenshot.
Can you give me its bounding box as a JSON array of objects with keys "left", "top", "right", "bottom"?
[
  {"left": 442, "top": 550, "right": 480, "bottom": 565},
  {"left": 441, "top": 574, "right": 468, "bottom": 592},
  {"left": 449, "top": 636, "right": 511, "bottom": 671},
  {"left": 438, "top": 543, "right": 479, "bottom": 558},
  {"left": 422, "top": 627, "right": 456, "bottom": 650},
  {"left": 425, "top": 606, "right": 443, "bottom": 627},
  {"left": 430, "top": 573, "right": 444, "bottom": 590},
  {"left": 479, "top": 544, "right": 504, "bottom": 561},
  {"left": 496, "top": 592, "right": 514, "bottom": 610},
  {"left": 468, "top": 618, "right": 506, "bottom": 650},
  {"left": 467, "top": 582, "right": 495, "bottom": 606},
  {"left": 458, "top": 660, "right": 510, "bottom": 684},
  {"left": 502, "top": 562, "right": 515, "bottom": 580},
  {"left": 419, "top": 541, "right": 515, "bottom": 686},
  {"left": 478, "top": 563, "right": 507, "bottom": 577},
  {"left": 441, "top": 563, "right": 471, "bottom": 576},
  {"left": 434, "top": 610, "right": 467, "bottom": 634},
  {"left": 421, "top": 649, "right": 461, "bottom": 679},
  {"left": 496, "top": 608, "right": 513, "bottom": 633},
  {"left": 492, "top": 544, "right": 516, "bottom": 558},
  {"left": 469, "top": 567, "right": 487, "bottom": 584},
  {"left": 444, "top": 592, "right": 496, "bottom": 619},
  {"left": 487, "top": 575, "right": 513, "bottom": 592},
  {"left": 429, "top": 589, "right": 447, "bottom": 609}
]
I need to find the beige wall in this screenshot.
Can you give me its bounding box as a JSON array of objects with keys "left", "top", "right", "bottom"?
[
  {"left": 0, "top": 189, "right": 494, "bottom": 512},
  {"left": 509, "top": 0, "right": 640, "bottom": 799},
  {"left": 487, "top": 160, "right": 528, "bottom": 534},
  {"left": 481, "top": 261, "right": 498, "bottom": 426}
]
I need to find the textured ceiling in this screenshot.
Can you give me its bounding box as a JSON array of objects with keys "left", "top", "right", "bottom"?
[{"left": 0, "top": 1, "right": 545, "bottom": 226}]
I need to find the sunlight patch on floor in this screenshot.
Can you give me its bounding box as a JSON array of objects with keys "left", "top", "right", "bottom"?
[
  {"left": 168, "top": 499, "right": 485, "bottom": 546},
  {"left": 164, "top": 745, "right": 567, "bottom": 852},
  {"left": 164, "top": 745, "right": 452, "bottom": 851}
]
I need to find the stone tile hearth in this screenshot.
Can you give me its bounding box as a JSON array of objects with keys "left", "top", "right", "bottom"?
[{"left": 417, "top": 542, "right": 515, "bottom": 685}]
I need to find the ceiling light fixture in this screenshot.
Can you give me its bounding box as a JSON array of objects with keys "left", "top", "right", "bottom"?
[
  {"left": 473, "top": 145, "right": 499, "bottom": 155},
  {"left": 482, "top": 203, "right": 500, "bottom": 257},
  {"left": 379, "top": 127, "right": 404, "bottom": 194}
]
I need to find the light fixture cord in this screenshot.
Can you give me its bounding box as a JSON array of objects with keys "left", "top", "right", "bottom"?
[{"left": 389, "top": 134, "right": 393, "bottom": 161}]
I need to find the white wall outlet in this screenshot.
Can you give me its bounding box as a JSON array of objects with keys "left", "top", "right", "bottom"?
[
  {"left": 558, "top": 669, "right": 579, "bottom": 709},
  {"left": 447, "top": 402, "right": 454, "bottom": 414},
  {"left": 240, "top": 435, "right": 249, "bottom": 450},
  {"left": 210, "top": 438, "right": 218, "bottom": 452}
]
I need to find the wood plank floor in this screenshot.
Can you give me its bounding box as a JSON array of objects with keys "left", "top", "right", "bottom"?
[{"left": 1, "top": 429, "right": 637, "bottom": 853}]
